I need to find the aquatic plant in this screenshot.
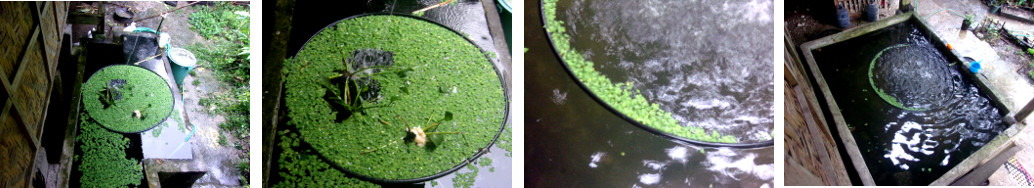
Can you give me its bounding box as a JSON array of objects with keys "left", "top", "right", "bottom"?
[
  {"left": 867, "top": 44, "right": 927, "bottom": 111},
  {"left": 284, "top": 15, "right": 505, "bottom": 179},
  {"left": 542, "top": 0, "right": 737, "bottom": 143},
  {"left": 273, "top": 131, "right": 378, "bottom": 187},
  {"left": 82, "top": 65, "right": 173, "bottom": 133},
  {"left": 76, "top": 113, "right": 144, "bottom": 187},
  {"left": 375, "top": 110, "right": 458, "bottom": 148}
]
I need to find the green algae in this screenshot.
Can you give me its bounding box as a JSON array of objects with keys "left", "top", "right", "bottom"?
[
  {"left": 542, "top": 0, "right": 736, "bottom": 143},
  {"left": 867, "top": 44, "right": 927, "bottom": 111},
  {"left": 83, "top": 65, "right": 174, "bottom": 133},
  {"left": 284, "top": 15, "right": 506, "bottom": 180},
  {"left": 76, "top": 113, "right": 144, "bottom": 187}
]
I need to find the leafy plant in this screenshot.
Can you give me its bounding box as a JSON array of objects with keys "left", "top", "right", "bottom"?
[{"left": 187, "top": 3, "right": 251, "bottom": 185}]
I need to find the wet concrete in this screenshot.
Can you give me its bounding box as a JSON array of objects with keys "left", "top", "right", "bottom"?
[{"left": 915, "top": 0, "right": 1034, "bottom": 185}]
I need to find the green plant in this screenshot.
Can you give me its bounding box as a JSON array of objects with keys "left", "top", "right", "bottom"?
[
  {"left": 985, "top": 24, "right": 1001, "bottom": 41},
  {"left": 284, "top": 15, "right": 505, "bottom": 179},
  {"left": 237, "top": 156, "right": 250, "bottom": 186},
  {"left": 374, "top": 110, "right": 457, "bottom": 149},
  {"left": 543, "top": 0, "right": 736, "bottom": 143},
  {"left": 1029, "top": 70, "right": 1034, "bottom": 80},
  {"left": 218, "top": 133, "right": 228, "bottom": 146},
  {"left": 193, "top": 79, "right": 200, "bottom": 86},
  {"left": 76, "top": 113, "right": 144, "bottom": 187},
  {"left": 82, "top": 65, "right": 173, "bottom": 133},
  {"left": 272, "top": 131, "right": 378, "bottom": 187}
]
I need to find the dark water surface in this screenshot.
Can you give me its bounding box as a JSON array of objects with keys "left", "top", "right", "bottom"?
[
  {"left": 553, "top": 0, "right": 774, "bottom": 143},
  {"left": 811, "top": 21, "right": 1007, "bottom": 185},
  {"left": 527, "top": 0, "right": 774, "bottom": 187}
]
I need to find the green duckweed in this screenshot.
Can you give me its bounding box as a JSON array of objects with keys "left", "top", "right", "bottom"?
[
  {"left": 76, "top": 113, "right": 144, "bottom": 187},
  {"left": 273, "top": 130, "right": 379, "bottom": 187},
  {"left": 284, "top": 15, "right": 506, "bottom": 180},
  {"left": 82, "top": 65, "right": 174, "bottom": 133},
  {"left": 542, "top": 0, "right": 736, "bottom": 143}
]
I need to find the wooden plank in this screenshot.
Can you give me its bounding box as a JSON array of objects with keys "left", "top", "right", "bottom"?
[
  {"left": 951, "top": 144, "right": 1022, "bottom": 185},
  {"left": 12, "top": 28, "right": 49, "bottom": 141},
  {"left": 11, "top": 27, "right": 39, "bottom": 88}
]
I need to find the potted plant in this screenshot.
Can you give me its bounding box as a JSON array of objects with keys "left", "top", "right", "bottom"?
[
  {"left": 963, "top": 14, "right": 975, "bottom": 30},
  {"left": 990, "top": 0, "right": 1004, "bottom": 14}
]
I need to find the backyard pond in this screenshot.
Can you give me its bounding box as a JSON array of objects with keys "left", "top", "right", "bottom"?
[{"left": 808, "top": 19, "right": 1009, "bottom": 185}]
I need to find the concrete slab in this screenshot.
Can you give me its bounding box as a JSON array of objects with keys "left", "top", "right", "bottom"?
[
  {"left": 916, "top": 0, "right": 1034, "bottom": 186},
  {"left": 141, "top": 110, "right": 193, "bottom": 159}
]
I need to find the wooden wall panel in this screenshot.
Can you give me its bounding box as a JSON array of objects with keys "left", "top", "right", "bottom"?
[
  {"left": 0, "top": 111, "right": 33, "bottom": 188},
  {"left": 0, "top": 2, "right": 35, "bottom": 80},
  {"left": 0, "top": 1, "right": 66, "bottom": 186}
]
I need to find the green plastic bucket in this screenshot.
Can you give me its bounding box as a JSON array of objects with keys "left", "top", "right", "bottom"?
[{"left": 167, "top": 48, "right": 197, "bottom": 87}]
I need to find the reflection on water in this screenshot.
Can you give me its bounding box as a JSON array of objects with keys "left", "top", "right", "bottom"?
[
  {"left": 527, "top": 1, "right": 773, "bottom": 187},
  {"left": 812, "top": 21, "right": 1007, "bottom": 185},
  {"left": 555, "top": 0, "right": 774, "bottom": 143}
]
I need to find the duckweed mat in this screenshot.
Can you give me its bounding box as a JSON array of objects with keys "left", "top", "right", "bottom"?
[
  {"left": 75, "top": 113, "right": 145, "bottom": 187},
  {"left": 83, "top": 65, "right": 174, "bottom": 133},
  {"left": 284, "top": 14, "right": 506, "bottom": 181},
  {"left": 272, "top": 130, "right": 379, "bottom": 187},
  {"left": 541, "top": 0, "right": 773, "bottom": 147}
]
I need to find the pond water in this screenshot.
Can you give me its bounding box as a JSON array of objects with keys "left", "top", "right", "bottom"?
[
  {"left": 811, "top": 21, "right": 1008, "bottom": 185},
  {"left": 269, "top": 0, "right": 511, "bottom": 187},
  {"left": 527, "top": 0, "right": 774, "bottom": 187},
  {"left": 549, "top": 0, "right": 774, "bottom": 144}
]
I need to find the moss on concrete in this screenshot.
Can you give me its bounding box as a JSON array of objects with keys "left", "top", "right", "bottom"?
[
  {"left": 83, "top": 65, "right": 174, "bottom": 133},
  {"left": 284, "top": 15, "right": 505, "bottom": 180}
]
